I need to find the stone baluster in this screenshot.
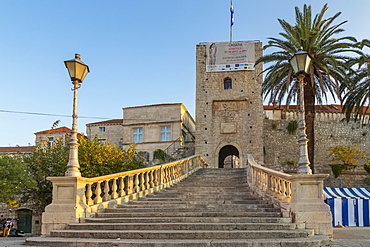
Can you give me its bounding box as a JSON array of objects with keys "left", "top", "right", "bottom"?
[
  {"left": 94, "top": 182, "right": 102, "bottom": 204},
  {"left": 111, "top": 178, "right": 118, "bottom": 199},
  {"left": 103, "top": 180, "right": 110, "bottom": 201},
  {"left": 286, "top": 180, "right": 291, "bottom": 203},
  {"left": 134, "top": 174, "right": 140, "bottom": 192},
  {"left": 140, "top": 172, "right": 146, "bottom": 191},
  {"left": 127, "top": 175, "right": 133, "bottom": 195},
  {"left": 119, "top": 176, "right": 126, "bottom": 197},
  {"left": 86, "top": 184, "right": 94, "bottom": 206},
  {"left": 150, "top": 170, "right": 155, "bottom": 187},
  {"left": 145, "top": 171, "right": 150, "bottom": 189}
]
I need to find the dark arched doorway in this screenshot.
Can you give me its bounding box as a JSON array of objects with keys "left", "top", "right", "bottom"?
[{"left": 218, "top": 145, "right": 240, "bottom": 168}]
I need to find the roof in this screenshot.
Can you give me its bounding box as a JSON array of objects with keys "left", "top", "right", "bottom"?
[
  {"left": 324, "top": 187, "right": 370, "bottom": 199},
  {"left": 263, "top": 104, "right": 370, "bottom": 114},
  {"left": 35, "top": 126, "right": 72, "bottom": 134},
  {"left": 86, "top": 119, "right": 123, "bottom": 126},
  {"left": 0, "top": 146, "right": 35, "bottom": 153},
  {"left": 123, "top": 103, "right": 182, "bottom": 110}
]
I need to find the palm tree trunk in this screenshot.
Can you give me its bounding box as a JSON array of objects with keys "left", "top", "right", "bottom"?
[{"left": 304, "top": 83, "right": 315, "bottom": 173}]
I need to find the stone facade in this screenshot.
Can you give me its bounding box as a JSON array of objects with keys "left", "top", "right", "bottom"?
[
  {"left": 263, "top": 118, "right": 370, "bottom": 187},
  {"left": 86, "top": 119, "right": 124, "bottom": 148},
  {"left": 35, "top": 127, "right": 72, "bottom": 146},
  {"left": 195, "top": 42, "right": 264, "bottom": 168},
  {"left": 121, "top": 103, "right": 195, "bottom": 161}
]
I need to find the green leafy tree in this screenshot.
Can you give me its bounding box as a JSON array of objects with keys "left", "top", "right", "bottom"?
[
  {"left": 342, "top": 41, "right": 370, "bottom": 123},
  {"left": 22, "top": 139, "right": 69, "bottom": 211},
  {"left": 255, "top": 4, "right": 359, "bottom": 173},
  {"left": 327, "top": 144, "right": 367, "bottom": 169},
  {"left": 153, "top": 149, "right": 167, "bottom": 164},
  {"left": 0, "top": 155, "right": 35, "bottom": 207},
  {"left": 78, "top": 137, "right": 145, "bottom": 177},
  {"left": 22, "top": 137, "right": 145, "bottom": 211}
]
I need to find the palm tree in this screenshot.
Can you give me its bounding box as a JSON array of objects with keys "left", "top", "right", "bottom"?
[
  {"left": 342, "top": 40, "right": 370, "bottom": 123},
  {"left": 256, "top": 4, "right": 359, "bottom": 173}
]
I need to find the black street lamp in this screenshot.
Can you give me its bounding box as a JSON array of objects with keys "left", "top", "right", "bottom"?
[
  {"left": 289, "top": 49, "right": 312, "bottom": 175},
  {"left": 64, "top": 54, "right": 90, "bottom": 177}
]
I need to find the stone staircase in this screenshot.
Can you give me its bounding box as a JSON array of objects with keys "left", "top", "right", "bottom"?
[{"left": 27, "top": 168, "right": 329, "bottom": 246}]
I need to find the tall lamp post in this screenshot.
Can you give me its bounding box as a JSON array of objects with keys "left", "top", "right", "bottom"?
[
  {"left": 64, "top": 54, "right": 90, "bottom": 177},
  {"left": 289, "top": 49, "right": 313, "bottom": 175}
]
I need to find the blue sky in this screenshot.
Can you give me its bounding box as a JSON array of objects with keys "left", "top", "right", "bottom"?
[{"left": 1, "top": 0, "right": 369, "bottom": 146}]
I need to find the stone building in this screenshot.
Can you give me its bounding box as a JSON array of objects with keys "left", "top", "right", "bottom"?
[
  {"left": 34, "top": 126, "right": 72, "bottom": 146},
  {"left": 121, "top": 103, "right": 195, "bottom": 161},
  {"left": 86, "top": 119, "right": 124, "bottom": 148},
  {"left": 86, "top": 103, "right": 196, "bottom": 162},
  {"left": 195, "top": 41, "right": 264, "bottom": 168}
]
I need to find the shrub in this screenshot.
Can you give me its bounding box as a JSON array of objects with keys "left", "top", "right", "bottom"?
[
  {"left": 329, "top": 164, "right": 346, "bottom": 178},
  {"left": 364, "top": 163, "right": 370, "bottom": 174},
  {"left": 287, "top": 120, "right": 298, "bottom": 134}
]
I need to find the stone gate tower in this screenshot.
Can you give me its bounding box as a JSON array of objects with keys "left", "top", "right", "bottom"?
[{"left": 195, "top": 41, "right": 263, "bottom": 168}]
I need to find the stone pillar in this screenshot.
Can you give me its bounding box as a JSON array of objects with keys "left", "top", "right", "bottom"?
[
  {"left": 41, "top": 176, "right": 88, "bottom": 236},
  {"left": 288, "top": 174, "right": 333, "bottom": 237}
]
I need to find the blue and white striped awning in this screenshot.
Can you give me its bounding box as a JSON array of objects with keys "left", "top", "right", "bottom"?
[
  {"left": 324, "top": 187, "right": 370, "bottom": 227},
  {"left": 324, "top": 187, "right": 370, "bottom": 199}
]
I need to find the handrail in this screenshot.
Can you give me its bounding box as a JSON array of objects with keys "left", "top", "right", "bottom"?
[
  {"left": 246, "top": 154, "right": 332, "bottom": 237},
  {"left": 247, "top": 154, "right": 292, "bottom": 204},
  {"left": 83, "top": 155, "right": 207, "bottom": 212},
  {"left": 43, "top": 155, "right": 207, "bottom": 235}
]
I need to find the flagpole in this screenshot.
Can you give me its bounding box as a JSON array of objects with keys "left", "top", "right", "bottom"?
[{"left": 230, "top": 0, "right": 234, "bottom": 42}]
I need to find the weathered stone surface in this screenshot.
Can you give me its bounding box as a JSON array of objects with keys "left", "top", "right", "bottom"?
[
  {"left": 263, "top": 119, "right": 370, "bottom": 187},
  {"left": 195, "top": 42, "right": 264, "bottom": 168},
  {"left": 27, "top": 168, "right": 329, "bottom": 247}
]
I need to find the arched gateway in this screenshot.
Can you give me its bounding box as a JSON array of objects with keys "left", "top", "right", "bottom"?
[
  {"left": 218, "top": 145, "right": 239, "bottom": 168},
  {"left": 195, "top": 41, "right": 264, "bottom": 168}
]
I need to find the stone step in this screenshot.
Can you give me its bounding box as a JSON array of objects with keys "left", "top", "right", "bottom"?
[
  {"left": 117, "top": 203, "right": 275, "bottom": 209},
  {"left": 132, "top": 199, "right": 269, "bottom": 204},
  {"left": 144, "top": 193, "right": 257, "bottom": 199},
  {"left": 26, "top": 236, "right": 330, "bottom": 247},
  {"left": 67, "top": 222, "right": 300, "bottom": 231},
  {"left": 25, "top": 168, "right": 329, "bottom": 247},
  {"left": 82, "top": 216, "right": 293, "bottom": 224},
  {"left": 95, "top": 211, "right": 282, "bottom": 218},
  {"left": 110, "top": 205, "right": 279, "bottom": 212},
  {"left": 50, "top": 229, "right": 314, "bottom": 239}
]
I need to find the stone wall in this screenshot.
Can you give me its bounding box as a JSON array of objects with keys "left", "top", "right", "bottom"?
[
  {"left": 195, "top": 42, "right": 264, "bottom": 168},
  {"left": 263, "top": 119, "right": 370, "bottom": 187}
]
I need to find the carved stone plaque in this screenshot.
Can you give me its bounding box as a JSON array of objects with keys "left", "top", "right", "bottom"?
[{"left": 221, "top": 123, "right": 237, "bottom": 133}]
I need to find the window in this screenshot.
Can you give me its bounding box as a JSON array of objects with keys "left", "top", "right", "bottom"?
[
  {"left": 224, "top": 78, "right": 232, "bottom": 89},
  {"left": 133, "top": 128, "right": 143, "bottom": 143},
  {"left": 99, "top": 127, "right": 106, "bottom": 132},
  {"left": 160, "top": 126, "right": 171, "bottom": 141},
  {"left": 48, "top": 137, "right": 54, "bottom": 147},
  {"left": 98, "top": 138, "right": 106, "bottom": 144}
]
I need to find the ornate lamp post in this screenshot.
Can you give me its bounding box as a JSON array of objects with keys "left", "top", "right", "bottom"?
[
  {"left": 64, "top": 54, "right": 90, "bottom": 177},
  {"left": 289, "top": 49, "right": 313, "bottom": 174}
]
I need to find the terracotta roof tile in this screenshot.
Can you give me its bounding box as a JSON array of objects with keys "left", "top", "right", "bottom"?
[
  {"left": 35, "top": 126, "right": 72, "bottom": 134},
  {"left": 86, "top": 119, "right": 123, "bottom": 126},
  {"left": 263, "top": 104, "right": 369, "bottom": 114},
  {"left": 0, "top": 146, "right": 34, "bottom": 153}
]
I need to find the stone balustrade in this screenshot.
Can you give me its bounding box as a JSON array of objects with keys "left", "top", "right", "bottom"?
[
  {"left": 248, "top": 158, "right": 292, "bottom": 204},
  {"left": 247, "top": 154, "right": 333, "bottom": 237},
  {"left": 41, "top": 155, "right": 207, "bottom": 235}
]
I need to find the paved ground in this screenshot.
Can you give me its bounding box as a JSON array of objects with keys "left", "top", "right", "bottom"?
[
  {"left": 329, "top": 227, "right": 370, "bottom": 247},
  {"left": 0, "top": 228, "right": 369, "bottom": 246}
]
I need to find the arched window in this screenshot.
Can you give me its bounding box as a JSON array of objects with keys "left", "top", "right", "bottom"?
[{"left": 224, "top": 78, "right": 232, "bottom": 89}]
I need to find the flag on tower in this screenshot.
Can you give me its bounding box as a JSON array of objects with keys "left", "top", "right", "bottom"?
[
  {"left": 230, "top": 0, "right": 234, "bottom": 26},
  {"left": 230, "top": 0, "right": 234, "bottom": 42}
]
